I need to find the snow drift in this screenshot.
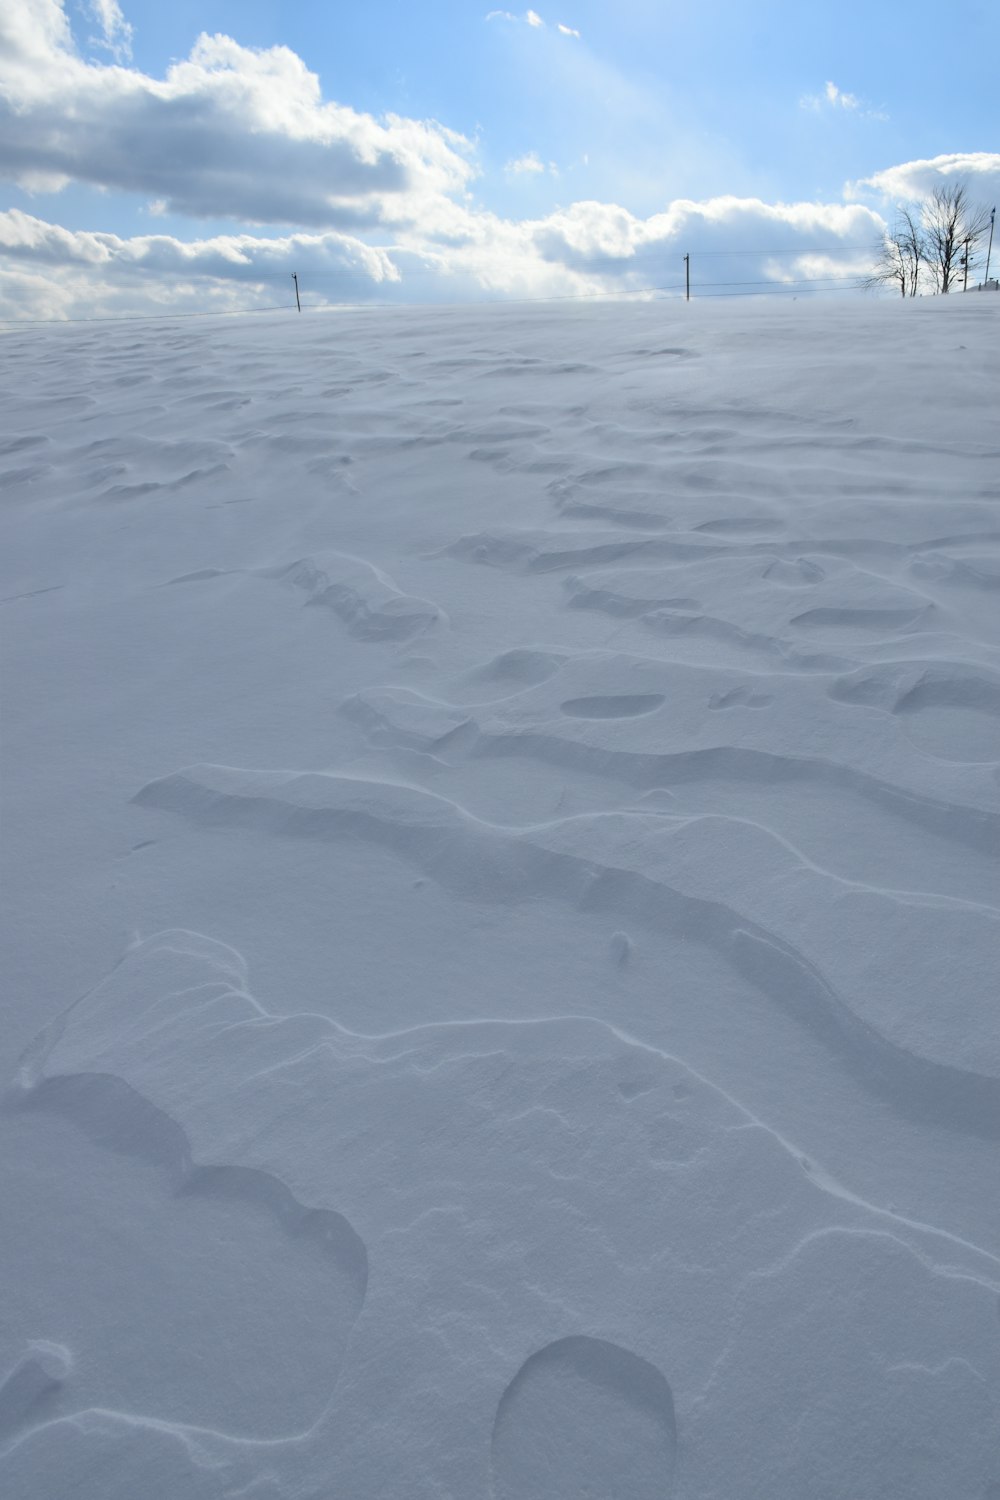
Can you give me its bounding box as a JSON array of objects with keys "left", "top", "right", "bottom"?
[{"left": 1, "top": 293, "right": 998, "bottom": 1498}]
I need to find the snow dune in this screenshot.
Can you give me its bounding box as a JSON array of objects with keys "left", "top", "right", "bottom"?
[{"left": 1, "top": 295, "right": 999, "bottom": 1498}]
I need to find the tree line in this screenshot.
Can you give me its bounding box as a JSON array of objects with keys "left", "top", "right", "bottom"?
[{"left": 866, "top": 183, "right": 995, "bottom": 297}]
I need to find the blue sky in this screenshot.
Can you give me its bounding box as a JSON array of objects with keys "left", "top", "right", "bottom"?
[{"left": 0, "top": 0, "right": 997, "bottom": 318}]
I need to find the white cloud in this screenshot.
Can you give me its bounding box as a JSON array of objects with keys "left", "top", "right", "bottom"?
[
  {"left": 529, "top": 194, "right": 881, "bottom": 268},
  {"left": 0, "top": 207, "right": 400, "bottom": 319},
  {"left": 0, "top": 18, "right": 958, "bottom": 322},
  {"left": 557, "top": 23, "right": 581, "bottom": 37},
  {"left": 393, "top": 194, "right": 887, "bottom": 311},
  {"left": 801, "top": 81, "right": 856, "bottom": 111},
  {"left": 87, "top": 0, "right": 133, "bottom": 61},
  {"left": 0, "top": 1, "right": 476, "bottom": 230},
  {"left": 486, "top": 8, "right": 556, "bottom": 27},
  {"left": 800, "top": 80, "right": 880, "bottom": 115},
  {"left": 1, "top": 0, "right": 72, "bottom": 63},
  {"left": 825, "top": 80, "right": 858, "bottom": 110},
  {"left": 505, "top": 152, "right": 546, "bottom": 176},
  {"left": 0, "top": 208, "right": 398, "bottom": 281},
  {"left": 850, "top": 152, "right": 1000, "bottom": 205},
  {"left": 1, "top": 191, "right": 890, "bottom": 320}
]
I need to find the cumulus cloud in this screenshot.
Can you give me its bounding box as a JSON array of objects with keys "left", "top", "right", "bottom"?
[
  {"left": 2, "top": 0, "right": 72, "bottom": 62},
  {"left": 388, "top": 194, "right": 887, "bottom": 313},
  {"left": 505, "top": 151, "right": 546, "bottom": 176},
  {"left": 0, "top": 193, "right": 889, "bottom": 320},
  {"left": 528, "top": 195, "right": 882, "bottom": 281},
  {"left": 0, "top": 11, "right": 918, "bottom": 322},
  {"left": 0, "top": 208, "right": 394, "bottom": 280},
  {"left": 0, "top": 1, "right": 475, "bottom": 228},
  {"left": 87, "top": 0, "right": 133, "bottom": 60},
  {"left": 557, "top": 23, "right": 581, "bottom": 37},
  {"left": 0, "top": 208, "right": 399, "bottom": 319},
  {"left": 851, "top": 152, "right": 1000, "bottom": 205},
  {"left": 525, "top": 10, "right": 544, "bottom": 25}
]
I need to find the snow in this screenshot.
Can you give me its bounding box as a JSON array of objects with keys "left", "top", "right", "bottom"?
[{"left": 1, "top": 294, "right": 999, "bottom": 1498}]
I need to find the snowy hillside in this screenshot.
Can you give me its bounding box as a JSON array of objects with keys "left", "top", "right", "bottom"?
[{"left": 2, "top": 294, "right": 999, "bottom": 1499}]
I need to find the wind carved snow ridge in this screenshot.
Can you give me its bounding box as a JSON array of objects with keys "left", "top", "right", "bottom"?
[
  {"left": 4, "top": 939, "right": 370, "bottom": 1475},
  {"left": 164, "top": 551, "right": 448, "bottom": 643},
  {"left": 262, "top": 552, "right": 447, "bottom": 642},
  {"left": 17, "top": 928, "right": 1000, "bottom": 1285},
  {"left": 439, "top": 525, "right": 1000, "bottom": 574},
  {"left": 340, "top": 680, "right": 1000, "bottom": 856},
  {"left": 9, "top": 919, "right": 999, "bottom": 1496},
  {"left": 8, "top": 927, "right": 999, "bottom": 1500},
  {"left": 132, "top": 765, "right": 1000, "bottom": 1133}
]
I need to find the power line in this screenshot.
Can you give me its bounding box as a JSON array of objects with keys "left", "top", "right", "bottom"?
[
  {"left": 0, "top": 253, "right": 880, "bottom": 329},
  {"left": 695, "top": 284, "right": 866, "bottom": 298},
  {"left": 690, "top": 274, "right": 864, "bottom": 288},
  {"left": 436, "top": 282, "right": 689, "bottom": 305}
]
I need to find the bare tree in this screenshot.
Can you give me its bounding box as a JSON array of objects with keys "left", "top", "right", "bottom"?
[
  {"left": 923, "top": 182, "right": 991, "bottom": 293},
  {"left": 865, "top": 209, "right": 924, "bottom": 297}
]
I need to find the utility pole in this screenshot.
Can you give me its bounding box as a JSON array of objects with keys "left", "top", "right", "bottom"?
[
  {"left": 986, "top": 208, "right": 996, "bottom": 286},
  {"left": 684, "top": 254, "right": 690, "bottom": 302},
  {"left": 962, "top": 238, "right": 971, "bottom": 292},
  {"left": 292, "top": 273, "right": 301, "bottom": 313}
]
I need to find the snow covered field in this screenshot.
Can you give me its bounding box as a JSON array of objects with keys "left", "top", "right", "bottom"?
[{"left": 2, "top": 294, "right": 999, "bottom": 1498}]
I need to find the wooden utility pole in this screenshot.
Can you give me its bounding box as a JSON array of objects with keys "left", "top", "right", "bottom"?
[
  {"left": 962, "top": 239, "right": 971, "bottom": 292},
  {"left": 684, "top": 254, "right": 690, "bottom": 302},
  {"left": 986, "top": 208, "right": 996, "bottom": 285},
  {"left": 292, "top": 273, "right": 301, "bottom": 313}
]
